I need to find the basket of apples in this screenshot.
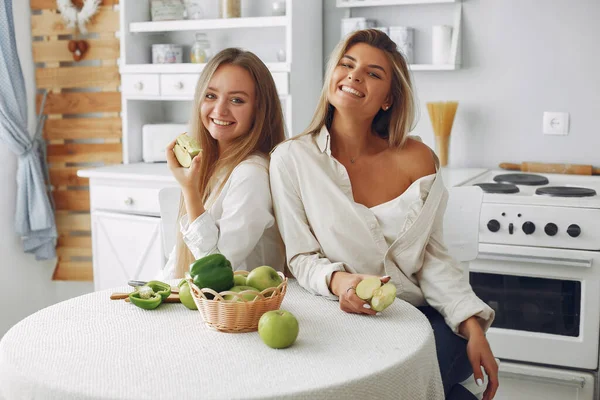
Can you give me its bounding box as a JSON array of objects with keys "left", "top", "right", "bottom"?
[{"left": 185, "top": 254, "right": 287, "bottom": 333}]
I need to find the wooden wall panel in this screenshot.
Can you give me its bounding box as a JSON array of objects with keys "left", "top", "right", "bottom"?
[
  {"left": 33, "top": 3, "right": 121, "bottom": 281},
  {"left": 33, "top": 38, "right": 120, "bottom": 63},
  {"left": 31, "top": 8, "right": 119, "bottom": 36},
  {"left": 37, "top": 92, "right": 121, "bottom": 115},
  {"left": 31, "top": 0, "right": 119, "bottom": 10}
]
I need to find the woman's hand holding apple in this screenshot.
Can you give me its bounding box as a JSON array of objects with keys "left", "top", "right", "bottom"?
[
  {"left": 329, "top": 271, "right": 391, "bottom": 315},
  {"left": 166, "top": 139, "right": 202, "bottom": 193}
]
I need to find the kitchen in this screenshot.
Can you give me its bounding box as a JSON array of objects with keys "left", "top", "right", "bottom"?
[{"left": 1, "top": 0, "right": 599, "bottom": 399}]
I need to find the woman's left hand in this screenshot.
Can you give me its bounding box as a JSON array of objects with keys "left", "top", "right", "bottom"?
[{"left": 466, "top": 332, "right": 499, "bottom": 400}]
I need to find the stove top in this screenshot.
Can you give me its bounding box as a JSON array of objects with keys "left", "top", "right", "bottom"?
[
  {"left": 463, "top": 170, "right": 600, "bottom": 208},
  {"left": 461, "top": 170, "right": 600, "bottom": 251}
]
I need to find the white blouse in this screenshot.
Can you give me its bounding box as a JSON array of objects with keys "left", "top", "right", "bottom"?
[
  {"left": 370, "top": 174, "right": 436, "bottom": 247},
  {"left": 269, "top": 126, "right": 494, "bottom": 334},
  {"left": 161, "top": 155, "right": 286, "bottom": 279}
]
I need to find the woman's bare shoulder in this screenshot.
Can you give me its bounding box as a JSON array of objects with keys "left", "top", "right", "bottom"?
[{"left": 398, "top": 136, "right": 437, "bottom": 180}]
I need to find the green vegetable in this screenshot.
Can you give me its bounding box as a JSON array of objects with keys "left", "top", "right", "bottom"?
[
  {"left": 129, "top": 290, "right": 162, "bottom": 310},
  {"left": 189, "top": 254, "right": 234, "bottom": 294},
  {"left": 145, "top": 280, "right": 172, "bottom": 301}
]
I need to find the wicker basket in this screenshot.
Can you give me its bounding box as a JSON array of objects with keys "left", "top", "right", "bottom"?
[{"left": 187, "top": 270, "right": 287, "bottom": 333}]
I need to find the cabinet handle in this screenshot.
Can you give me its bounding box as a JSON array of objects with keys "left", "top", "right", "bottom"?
[
  {"left": 124, "top": 197, "right": 134, "bottom": 205},
  {"left": 134, "top": 81, "right": 144, "bottom": 91},
  {"left": 174, "top": 81, "right": 184, "bottom": 90}
]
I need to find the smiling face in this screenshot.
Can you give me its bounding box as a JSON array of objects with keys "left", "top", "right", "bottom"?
[
  {"left": 200, "top": 64, "right": 256, "bottom": 152},
  {"left": 328, "top": 42, "right": 393, "bottom": 118}
]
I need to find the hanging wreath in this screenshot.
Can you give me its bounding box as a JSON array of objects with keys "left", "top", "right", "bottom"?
[{"left": 56, "top": 0, "right": 101, "bottom": 34}]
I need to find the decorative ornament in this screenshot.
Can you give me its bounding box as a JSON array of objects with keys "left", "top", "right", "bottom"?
[
  {"left": 68, "top": 40, "right": 89, "bottom": 62},
  {"left": 56, "top": 0, "right": 101, "bottom": 34}
]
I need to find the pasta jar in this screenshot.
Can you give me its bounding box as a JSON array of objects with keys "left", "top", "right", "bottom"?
[
  {"left": 190, "top": 33, "right": 212, "bottom": 63},
  {"left": 219, "top": 0, "right": 240, "bottom": 18}
]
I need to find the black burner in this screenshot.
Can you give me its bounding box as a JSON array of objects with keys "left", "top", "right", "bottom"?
[
  {"left": 493, "top": 173, "right": 549, "bottom": 186},
  {"left": 535, "top": 186, "right": 597, "bottom": 198},
  {"left": 474, "top": 183, "right": 520, "bottom": 194}
]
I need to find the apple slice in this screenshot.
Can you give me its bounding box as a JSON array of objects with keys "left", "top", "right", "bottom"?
[
  {"left": 370, "top": 282, "right": 397, "bottom": 312},
  {"left": 355, "top": 277, "right": 382, "bottom": 301},
  {"left": 173, "top": 133, "right": 202, "bottom": 168}
]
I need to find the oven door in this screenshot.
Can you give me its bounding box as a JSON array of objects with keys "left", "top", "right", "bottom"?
[{"left": 469, "top": 243, "right": 600, "bottom": 370}]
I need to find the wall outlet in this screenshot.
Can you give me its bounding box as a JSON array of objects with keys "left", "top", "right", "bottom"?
[{"left": 543, "top": 112, "right": 570, "bottom": 135}]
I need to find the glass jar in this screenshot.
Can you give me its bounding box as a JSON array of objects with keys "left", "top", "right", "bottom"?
[
  {"left": 219, "top": 0, "right": 240, "bottom": 18},
  {"left": 271, "top": 0, "right": 286, "bottom": 16},
  {"left": 190, "top": 33, "right": 212, "bottom": 63}
]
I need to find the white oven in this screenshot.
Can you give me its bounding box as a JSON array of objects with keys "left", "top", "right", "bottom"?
[
  {"left": 459, "top": 170, "right": 600, "bottom": 399},
  {"left": 469, "top": 242, "right": 600, "bottom": 370}
]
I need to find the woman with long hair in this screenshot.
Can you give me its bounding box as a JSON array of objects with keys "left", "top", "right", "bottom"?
[
  {"left": 162, "top": 48, "right": 286, "bottom": 279},
  {"left": 270, "top": 30, "right": 498, "bottom": 400}
]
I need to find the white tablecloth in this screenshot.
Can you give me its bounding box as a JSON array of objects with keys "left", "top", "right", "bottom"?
[{"left": 0, "top": 280, "right": 444, "bottom": 400}]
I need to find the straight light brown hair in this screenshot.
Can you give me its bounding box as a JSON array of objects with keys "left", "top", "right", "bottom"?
[
  {"left": 174, "top": 48, "right": 285, "bottom": 277},
  {"left": 300, "top": 29, "right": 418, "bottom": 146}
]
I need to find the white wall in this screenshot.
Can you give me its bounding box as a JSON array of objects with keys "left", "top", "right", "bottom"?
[
  {"left": 324, "top": 0, "right": 600, "bottom": 168},
  {"left": 0, "top": 2, "right": 93, "bottom": 339}
]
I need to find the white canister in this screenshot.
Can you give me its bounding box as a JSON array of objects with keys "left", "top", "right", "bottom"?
[
  {"left": 432, "top": 25, "right": 453, "bottom": 65},
  {"left": 389, "top": 26, "right": 414, "bottom": 64},
  {"left": 152, "top": 44, "right": 183, "bottom": 64},
  {"left": 341, "top": 18, "right": 376, "bottom": 39}
]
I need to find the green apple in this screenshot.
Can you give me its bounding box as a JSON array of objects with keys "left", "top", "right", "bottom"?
[
  {"left": 355, "top": 277, "right": 381, "bottom": 301},
  {"left": 178, "top": 279, "right": 197, "bottom": 310},
  {"left": 258, "top": 310, "right": 299, "bottom": 349},
  {"left": 173, "top": 133, "right": 201, "bottom": 168},
  {"left": 222, "top": 286, "right": 261, "bottom": 302},
  {"left": 233, "top": 274, "right": 247, "bottom": 287},
  {"left": 246, "top": 266, "right": 282, "bottom": 292},
  {"left": 370, "top": 283, "right": 397, "bottom": 312}
]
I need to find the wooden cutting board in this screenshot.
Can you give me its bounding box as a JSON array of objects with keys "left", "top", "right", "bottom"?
[
  {"left": 110, "top": 292, "right": 181, "bottom": 303},
  {"left": 499, "top": 162, "right": 600, "bottom": 176}
]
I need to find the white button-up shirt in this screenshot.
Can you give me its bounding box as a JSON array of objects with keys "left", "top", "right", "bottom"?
[
  {"left": 269, "top": 127, "right": 494, "bottom": 333},
  {"left": 162, "top": 155, "right": 285, "bottom": 278}
]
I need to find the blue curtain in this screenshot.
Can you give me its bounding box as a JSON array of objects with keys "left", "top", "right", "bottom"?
[{"left": 0, "top": 0, "right": 57, "bottom": 260}]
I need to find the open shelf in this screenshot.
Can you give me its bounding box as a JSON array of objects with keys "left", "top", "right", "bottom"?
[
  {"left": 120, "top": 62, "right": 290, "bottom": 74},
  {"left": 410, "top": 64, "right": 458, "bottom": 71},
  {"left": 337, "top": 0, "right": 457, "bottom": 7},
  {"left": 129, "top": 16, "right": 288, "bottom": 33}
]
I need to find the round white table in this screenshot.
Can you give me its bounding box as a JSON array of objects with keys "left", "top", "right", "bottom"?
[{"left": 0, "top": 280, "right": 444, "bottom": 400}]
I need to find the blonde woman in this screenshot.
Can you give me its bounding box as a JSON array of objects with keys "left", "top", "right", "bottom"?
[
  {"left": 270, "top": 30, "right": 498, "bottom": 400},
  {"left": 162, "top": 48, "right": 286, "bottom": 279}
]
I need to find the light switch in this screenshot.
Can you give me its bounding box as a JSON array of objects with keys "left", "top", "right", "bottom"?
[{"left": 543, "top": 112, "right": 570, "bottom": 135}]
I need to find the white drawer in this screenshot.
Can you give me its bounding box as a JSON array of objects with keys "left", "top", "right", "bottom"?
[
  {"left": 272, "top": 72, "right": 289, "bottom": 95},
  {"left": 160, "top": 74, "right": 199, "bottom": 97},
  {"left": 90, "top": 185, "right": 162, "bottom": 215},
  {"left": 122, "top": 74, "right": 160, "bottom": 96}
]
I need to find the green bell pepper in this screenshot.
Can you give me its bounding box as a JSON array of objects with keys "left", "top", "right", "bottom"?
[
  {"left": 144, "top": 280, "right": 172, "bottom": 301},
  {"left": 129, "top": 288, "right": 162, "bottom": 310},
  {"left": 189, "top": 254, "right": 234, "bottom": 294}
]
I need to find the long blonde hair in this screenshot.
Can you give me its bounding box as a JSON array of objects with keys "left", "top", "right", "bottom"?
[
  {"left": 302, "top": 29, "right": 417, "bottom": 147},
  {"left": 174, "top": 48, "right": 285, "bottom": 277}
]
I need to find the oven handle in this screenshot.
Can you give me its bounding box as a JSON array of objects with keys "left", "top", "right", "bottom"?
[
  {"left": 477, "top": 252, "right": 593, "bottom": 268},
  {"left": 499, "top": 370, "right": 586, "bottom": 389}
]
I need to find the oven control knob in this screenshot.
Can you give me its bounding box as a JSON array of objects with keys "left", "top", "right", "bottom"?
[
  {"left": 544, "top": 223, "right": 558, "bottom": 236},
  {"left": 567, "top": 224, "right": 581, "bottom": 238},
  {"left": 522, "top": 221, "right": 536, "bottom": 235},
  {"left": 487, "top": 219, "right": 500, "bottom": 232}
]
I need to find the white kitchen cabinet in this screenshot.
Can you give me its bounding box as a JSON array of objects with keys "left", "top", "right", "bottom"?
[
  {"left": 78, "top": 164, "right": 178, "bottom": 291},
  {"left": 495, "top": 360, "right": 596, "bottom": 400},
  {"left": 120, "top": 0, "right": 323, "bottom": 163},
  {"left": 337, "top": 0, "right": 462, "bottom": 70},
  {"left": 92, "top": 211, "right": 163, "bottom": 291}
]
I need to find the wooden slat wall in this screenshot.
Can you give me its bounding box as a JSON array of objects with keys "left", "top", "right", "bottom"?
[{"left": 32, "top": 0, "right": 121, "bottom": 281}]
